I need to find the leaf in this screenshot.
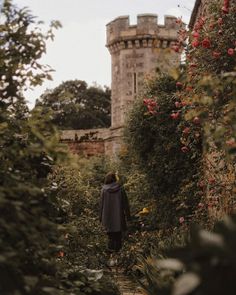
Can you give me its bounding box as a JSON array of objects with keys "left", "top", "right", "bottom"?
[
  {"left": 198, "top": 230, "right": 224, "bottom": 247},
  {"left": 173, "top": 272, "right": 201, "bottom": 295},
  {"left": 156, "top": 258, "right": 184, "bottom": 272}
]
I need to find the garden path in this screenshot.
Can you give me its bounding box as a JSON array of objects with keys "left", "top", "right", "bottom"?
[{"left": 109, "top": 267, "right": 143, "bottom": 295}]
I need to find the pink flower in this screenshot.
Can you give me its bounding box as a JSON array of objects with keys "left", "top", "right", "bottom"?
[
  {"left": 198, "top": 203, "right": 204, "bottom": 208},
  {"left": 170, "top": 112, "right": 180, "bottom": 120},
  {"left": 183, "top": 127, "right": 190, "bottom": 134},
  {"left": 176, "top": 81, "right": 183, "bottom": 88},
  {"left": 179, "top": 217, "right": 185, "bottom": 224},
  {"left": 228, "top": 48, "right": 234, "bottom": 56},
  {"left": 218, "top": 18, "right": 223, "bottom": 25},
  {"left": 226, "top": 138, "right": 235, "bottom": 146},
  {"left": 175, "top": 101, "right": 182, "bottom": 108}
]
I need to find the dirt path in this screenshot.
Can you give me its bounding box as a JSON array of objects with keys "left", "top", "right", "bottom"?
[{"left": 109, "top": 267, "right": 143, "bottom": 295}]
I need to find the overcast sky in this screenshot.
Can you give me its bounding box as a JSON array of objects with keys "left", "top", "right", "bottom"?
[{"left": 13, "top": 0, "right": 195, "bottom": 107}]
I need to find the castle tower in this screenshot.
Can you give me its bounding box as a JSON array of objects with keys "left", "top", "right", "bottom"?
[{"left": 106, "top": 14, "right": 181, "bottom": 129}]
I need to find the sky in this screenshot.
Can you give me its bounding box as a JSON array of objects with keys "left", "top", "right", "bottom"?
[{"left": 13, "top": 0, "right": 196, "bottom": 108}]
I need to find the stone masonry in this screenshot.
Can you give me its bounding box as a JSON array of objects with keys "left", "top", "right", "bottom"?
[
  {"left": 62, "top": 14, "right": 182, "bottom": 157},
  {"left": 106, "top": 14, "right": 181, "bottom": 129}
]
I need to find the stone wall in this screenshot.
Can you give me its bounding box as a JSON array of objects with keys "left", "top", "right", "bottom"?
[
  {"left": 61, "top": 127, "right": 124, "bottom": 158},
  {"left": 189, "top": 0, "right": 210, "bottom": 29}
]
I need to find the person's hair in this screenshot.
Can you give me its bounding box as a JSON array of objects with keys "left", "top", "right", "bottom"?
[{"left": 104, "top": 172, "right": 116, "bottom": 184}]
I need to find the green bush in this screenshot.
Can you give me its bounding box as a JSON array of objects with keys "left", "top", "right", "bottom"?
[
  {"left": 124, "top": 74, "right": 202, "bottom": 227},
  {"left": 138, "top": 215, "right": 236, "bottom": 295},
  {"left": 47, "top": 157, "right": 113, "bottom": 270}
]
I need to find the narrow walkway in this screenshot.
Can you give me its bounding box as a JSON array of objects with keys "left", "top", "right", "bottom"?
[{"left": 109, "top": 268, "right": 143, "bottom": 295}]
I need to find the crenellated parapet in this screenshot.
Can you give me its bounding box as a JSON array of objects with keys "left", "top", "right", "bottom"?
[{"left": 106, "top": 14, "right": 180, "bottom": 53}]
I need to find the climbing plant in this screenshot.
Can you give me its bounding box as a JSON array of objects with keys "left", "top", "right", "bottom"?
[{"left": 124, "top": 74, "right": 202, "bottom": 227}]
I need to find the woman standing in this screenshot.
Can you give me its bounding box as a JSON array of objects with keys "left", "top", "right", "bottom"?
[{"left": 100, "top": 172, "right": 131, "bottom": 253}]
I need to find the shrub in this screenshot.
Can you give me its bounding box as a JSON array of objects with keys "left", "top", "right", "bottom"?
[{"left": 124, "top": 74, "right": 202, "bottom": 227}]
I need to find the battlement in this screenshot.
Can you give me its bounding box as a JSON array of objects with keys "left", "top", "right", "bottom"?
[{"left": 106, "top": 14, "right": 179, "bottom": 48}]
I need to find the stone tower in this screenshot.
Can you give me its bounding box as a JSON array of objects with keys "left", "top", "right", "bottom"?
[{"left": 106, "top": 14, "right": 181, "bottom": 129}]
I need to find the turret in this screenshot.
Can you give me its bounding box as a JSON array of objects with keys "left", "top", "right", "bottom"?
[{"left": 106, "top": 14, "right": 181, "bottom": 128}]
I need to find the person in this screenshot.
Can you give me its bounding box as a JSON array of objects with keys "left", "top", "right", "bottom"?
[{"left": 100, "top": 172, "right": 131, "bottom": 253}]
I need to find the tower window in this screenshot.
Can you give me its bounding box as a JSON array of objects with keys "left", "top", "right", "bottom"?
[{"left": 133, "top": 72, "right": 137, "bottom": 94}]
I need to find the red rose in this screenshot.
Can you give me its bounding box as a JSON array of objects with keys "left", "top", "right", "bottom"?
[
  {"left": 226, "top": 139, "right": 235, "bottom": 146},
  {"left": 175, "top": 101, "right": 182, "bottom": 108},
  {"left": 170, "top": 112, "right": 180, "bottom": 119},
  {"left": 183, "top": 127, "right": 190, "bottom": 134},
  {"left": 181, "top": 146, "right": 189, "bottom": 153},
  {"left": 222, "top": 6, "right": 229, "bottom": 14},
  {"left": 228, "top": 48, "right": 234, "bottom": 56},
  {"left": 212, "top": 51, "right": 221, "bottom": 58},
  {"left": 173, "top": 45, "right": 180, "bottom": 52},
  {"left": 218, "top": 18, "right": 223, "bottom": 25},
  {"left": 176, "top": 81, "right": 183, "bottom": 88},
  {"left": 192, "top": 40, "right": 200, "bottom": 48},
  {"left": 224, "top": 0, "right": 229, "bottom": 8},
  {"left": 202, "top": 38, "right": 211, "bottom": 48},
  {"left": 192, "top": 31, "right": 200, "bottom": 38},
  {"left": 189, "top": 63, "right": 197, "bottom": 68},
  {"left": 186, "top": 86, "right": 193, "bottom": 92},
  {"left": 179, "top": 217, "right": 185, "bottom": 223},
  {"left": 198, "top": 203, "right": 204, "bottom": 208}
]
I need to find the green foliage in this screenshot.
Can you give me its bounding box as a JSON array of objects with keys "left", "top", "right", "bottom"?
[
  {"left": 124, "top": 74, "right": 202, "bottom": 227},
  {"left": 184, "top": 0, "right": 236, "bottom": 155},
  {"left": 46, "top": 157, "right": 120, "bottom": 293},
  {"left": 139, "top": 215, "right": 236, "bottom": 295},
  {"left": 36, "top": 80, "right": 111, "bottom": 129},
  {"left": 48, "top": 158, "right": 109, "bottom": 270},
  {"left": 134, "top": 2, "right": 236, "bottom": 293},
  {"left": 0, "top": 1, "right": 67, "bottom": 294},
  {"left": 0, "top": 1, "right": 118, "bottom": 294}
]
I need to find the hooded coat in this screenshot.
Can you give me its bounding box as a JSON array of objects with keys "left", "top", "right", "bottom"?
[{"left": 100, "top": 182, "right": 130, "bottom": 233}]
